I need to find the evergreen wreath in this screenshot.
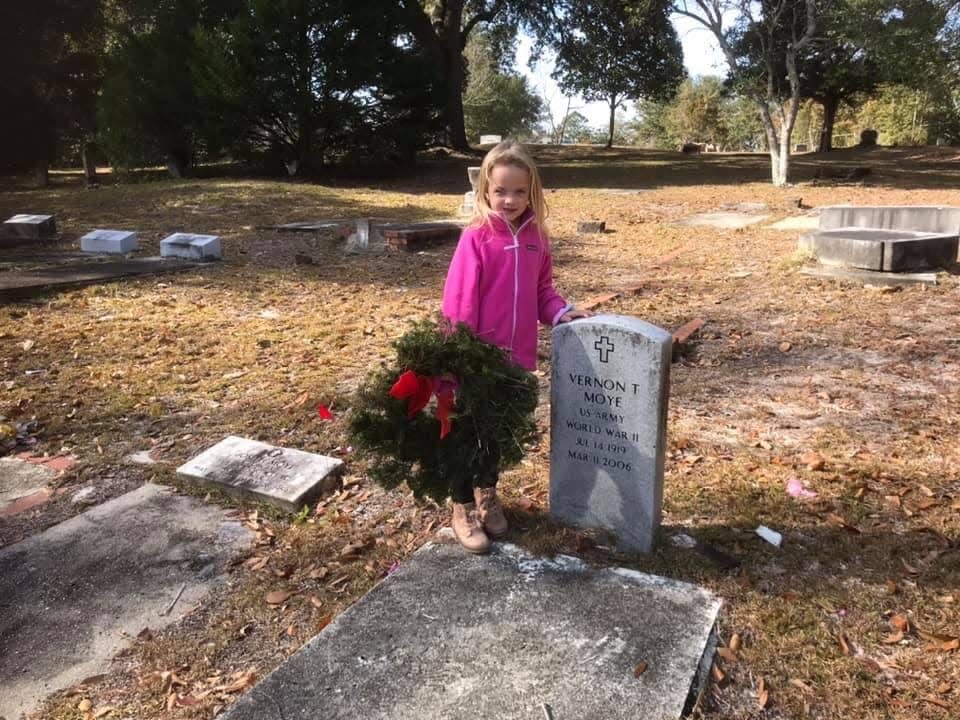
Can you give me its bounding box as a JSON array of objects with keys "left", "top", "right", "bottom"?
[{"left": 349, "top": 319, "right": 539, "bottom": 501}]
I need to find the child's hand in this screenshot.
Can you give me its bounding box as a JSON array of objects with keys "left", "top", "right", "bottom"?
[{"left": 558, "top": 309, "right": 592, "bottom": 323}]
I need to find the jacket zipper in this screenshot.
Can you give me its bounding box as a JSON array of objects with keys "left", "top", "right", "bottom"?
[{"left": 506, "top": 214, "right": 534, "bottom": 361}]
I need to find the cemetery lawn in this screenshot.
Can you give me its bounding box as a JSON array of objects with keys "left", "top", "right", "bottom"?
[{"left": 3, "top": 145, "right": 960, "bottom": 719}]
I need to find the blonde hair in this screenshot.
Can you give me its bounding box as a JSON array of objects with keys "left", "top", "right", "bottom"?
[{"left": 471, "top": 141, "right": 549, "bottom": 233}]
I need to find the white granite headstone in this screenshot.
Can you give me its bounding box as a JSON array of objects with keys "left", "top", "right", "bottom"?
[
  {"left": 160, "top": 232, "right": 222, "bottom": 260},
  {"left": 80, "top": 229, "right": 138, "bottom": 254},
  {"left": 479, "top": 134, "right": 502, "bottom": 145},
  {"left": 550, "top": 315, "right": 672, "bottom": 552},
  {"left": 176, "top": 436, "right": 343, "bottom": 511},
  {"left": 3, "top": 214, "right": 56, "bottom": 239}
]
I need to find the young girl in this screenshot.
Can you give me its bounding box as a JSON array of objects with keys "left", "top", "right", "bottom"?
[{"left": 441, "top": 141, "right": 589, "bottom": 553}]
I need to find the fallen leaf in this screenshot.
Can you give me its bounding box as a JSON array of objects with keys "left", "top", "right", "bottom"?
[
  {"left": 308, "top": 566, "right": 329, "bottom": 580},
  {"left": 93, "top": 707, "right": 115, "bottom": 719},
  {"left": 886, "top": 579, "right": 898, "bottom": 595},
  {"left": 838, "top": 632, "right": 852, "bottom": 656},
  {"left": 21, "top": 339, "right": 35, "bottom": 351},
  {"left": 914, "top": 498, "right": 940, "bottom": 511},
  {"left": 221, "top": 670, "right": 257, "bottom": 693},
  {"left": 885, "top": 494, "right": 902, "bottom": 508},
  {"left": 882, "top": 630, "right": 904, "bottom": 644},
  {"left": 340, "top": 541, "right": 371, "bottom": 560},
  {"left": 778, "top": 341, "right": 792, "bottom": 352},
  {"left": 937, "top": 682, "right": 951, "bottom": 694},
  {"left": 717, "top": 647, "right": 738, "bottom": 662},
  {"left": 633, "top": 660, "right": 648, "bottom": 677},
  {"left": 711, "top": 664, "right": 726, "bottom": 683},
  {"left": 309, "top": 595, "right": 323, "bottom": 608},
  {"left": 729, "top": 633, "right": 742, "bottom": 653},
  {"left": 922, "top": 696, "right": 951, "bottom": 709},
  {"left": 265, "top": 590, "right": 296, "bottom": 605},
  {"left": 799, "top": 451, "right": 825, "bottom": 471},
  {"left": 286, "top": 624, "right": 297, "bottom": 637},
  {"left": 826, "top": 514, "right": 860, "bottom": 533},
  {"left": 790, "top": 679, "right": 813, "bottom": 694},
  {"left": 78, "top": 699, "right": 93, "bottom": 712},
  {"left": 890, "top": 614, "right": 911, "bottom": 633},
  {"left": 758, "top": 676, "right": 769, "bottom": 709},
  {"left": 919, "top": 484, "right": 935, "bottom": 497},
  {"left": 901, "top": 558, "right": 919, "bottom": 575}
]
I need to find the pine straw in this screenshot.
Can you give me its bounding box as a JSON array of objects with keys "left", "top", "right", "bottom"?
[{"left": 2, "top": 145, "right": 958, "bottom": 719}]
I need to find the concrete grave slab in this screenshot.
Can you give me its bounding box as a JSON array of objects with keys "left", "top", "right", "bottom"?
[
  {"left": 160, "top": 232, "right": 222, "bottom": 260},
  {"left": 801, "top": 265, "right": 939, "bottom": 287},
  {"left": 2, "top": 214, "right": 57, "bottom": 240},
  {"left": 0, "top": 457, "right": 57, "bottom": 507},
  {"left": 550, "top": 316, "right": 672, "bottom": 552},
  {"left": 0, "top": 256, "right": 203, "bottom": 300},
  {"left": 177, "top": 435, "right": 344, "bottom": 512},
  {"left": 0, "top": 483, "right": 253, "bottom": 720},
  {"left": 799, "top": 228, "right": 958, "bottom": 271},
  {"left": 220, "top": 540, "right": 721, "bottom": 720},
  {"left": 270, "top": 220, "right": 350, "bottom": 232},
  {"left": 767, "top": 215, "right": 820, "bottom": 231},
  {"left": 79, "top": 228, "right": 138, "bottom": 254},
  {"left": 479, "top": 134, "right": 502, "bottom": 144},
  {"left": 673, "top": 212, "right": 770, "bottom": 229}
]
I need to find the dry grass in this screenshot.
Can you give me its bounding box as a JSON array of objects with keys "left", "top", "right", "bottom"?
[{"left": 3, "top": 144, "right": 959, "bottom": 719}]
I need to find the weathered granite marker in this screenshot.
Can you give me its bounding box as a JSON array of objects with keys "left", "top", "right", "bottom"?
[{"left": 550, "top": 315, "right": 672, "bottom": 552}]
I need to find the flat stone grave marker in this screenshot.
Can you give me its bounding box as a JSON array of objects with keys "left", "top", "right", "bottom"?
[
  {"left": 220, "top": 539, "right": 721, "bottom": 720},
  {"left": 0, "top": 256, "right": 203, "bottom": 300},
  {"left": 0, "top": 483, "right": 253, "bottom": 720},
  {"left": 767, "top": 215, "right": 819, "bottom": 231},
  {"left": 177, "top": 436, "right": 344, "bottom": 512},
  {"left": 2, "top": 214, "right": 57, "bottom": 240},
  {"left": 551, "top": 315, "right": 672, "bottom": 552},
  {"left": 479, "top": 134, "right": 502, "bottom": 144},
  {"left": 673, "top": 212, "right": 769, "bottom": 229},
  {"left": 160, "top": 232, "right": 222, "bottom": 260},
  {"left": 0, "top": 457, "right": 58, "bottom": 513},
  {"left": 801, "top": 228, "right": 958, "bottom": 271},
  {"left": 80, "top": 228, "right": 138, "bottom": 254}
]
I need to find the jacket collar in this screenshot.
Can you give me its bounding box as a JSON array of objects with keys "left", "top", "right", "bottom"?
[{"left": 487, "top": 208, "right": 535, "bottom": 236}]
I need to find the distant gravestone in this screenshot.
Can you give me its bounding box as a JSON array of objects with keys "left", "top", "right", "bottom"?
[
  {"left": 550, "top": 315, "right": 672, "bottom": 552},
  {"left": 160, "top": 232, "right": 222, "bottom": 260},
  {"left": 177, "top": 436, "right": 344, "bottom": 512},
  {"left": 80, "top": 229, "right": 138, "bottom": 254},
  {"left": 479, "top": 134, "right": 502, "bottom": 145},
  {"left": 2, "top": 214, "right": 56, "bottom": 240},
  {"left": 460, "top": 166, "right": 481, "bottom": 216}
]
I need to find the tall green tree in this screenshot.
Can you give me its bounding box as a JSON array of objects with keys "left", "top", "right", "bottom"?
[
  {"left": 463, "top": 31, "right": 543, "bottom": 141},
  {"left": 674, "top": 0, "right": 821, "bottom": 185},
  {"left": 0, "top": 0, "right": 104, "bottom": 184},
  {"left": 540, "top": 0, "right": 685, "bottom": 148},
  {"left": 801, "top": 0, "right": 951, "bottom": 151},
  {"left": 396, "top": 1, "right": 525, "bottom": 150},
  {"left": 666, "top": 76, "right": 727, "bottom": 146}
]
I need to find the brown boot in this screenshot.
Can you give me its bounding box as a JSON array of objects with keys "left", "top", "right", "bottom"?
[
  {"left": 451, "top": 502, "right": 490, "bottom": 554},
  {"left": 474, "top": 486, "right": 508, "bottom": 537}
]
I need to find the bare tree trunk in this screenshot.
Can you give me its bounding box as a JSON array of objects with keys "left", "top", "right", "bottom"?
[
  {"left": 31, "top": 160, "right": 49, "bottom": 188},
  {"left": 82, "top": 138, "right": 98, "bottom": 186},
  {"left": 606, "top": 98, "right": 616, "bottom": 148},
  {"left": 817, "top": 94, "right": 838, "bottom": 152}
]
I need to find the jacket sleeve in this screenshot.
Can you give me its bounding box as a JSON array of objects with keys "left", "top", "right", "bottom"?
[
  {"left": 442, "top": 229, "right": 482, "bottom": 332},
  {"left": 537, "top": 242, "right": 571, "bottom": 326}
]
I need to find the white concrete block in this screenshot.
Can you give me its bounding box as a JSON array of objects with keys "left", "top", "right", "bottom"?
[
  {"left": 160, "top": 232, "right": 222, "bottom": 260},
  {"left": 80, "top": 229, "right": 138, "bottom": 254},
  {"left": 177, "top": 436, "right": 343, "bottom": 511},
  {"left": 3, "top": 214, "right": 56, "bottom": 239}
]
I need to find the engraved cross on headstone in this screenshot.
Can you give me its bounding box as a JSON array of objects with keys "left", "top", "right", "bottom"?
[{"left": 594, "top": 336, "right": 615, "bottom": 363}]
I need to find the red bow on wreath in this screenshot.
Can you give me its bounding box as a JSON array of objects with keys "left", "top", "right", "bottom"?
[{"left": 389, "top": 370, "right": 458, "bottom": 439}]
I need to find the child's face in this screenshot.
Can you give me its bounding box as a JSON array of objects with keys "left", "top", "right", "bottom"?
[{"left": 485, "top": 164, "right": 530, "bottom": 225}]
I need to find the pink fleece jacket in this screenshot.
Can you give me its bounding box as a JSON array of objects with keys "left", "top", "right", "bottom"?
[{"left": 442, "top": 210, "right": 571, "bottom": 370}]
